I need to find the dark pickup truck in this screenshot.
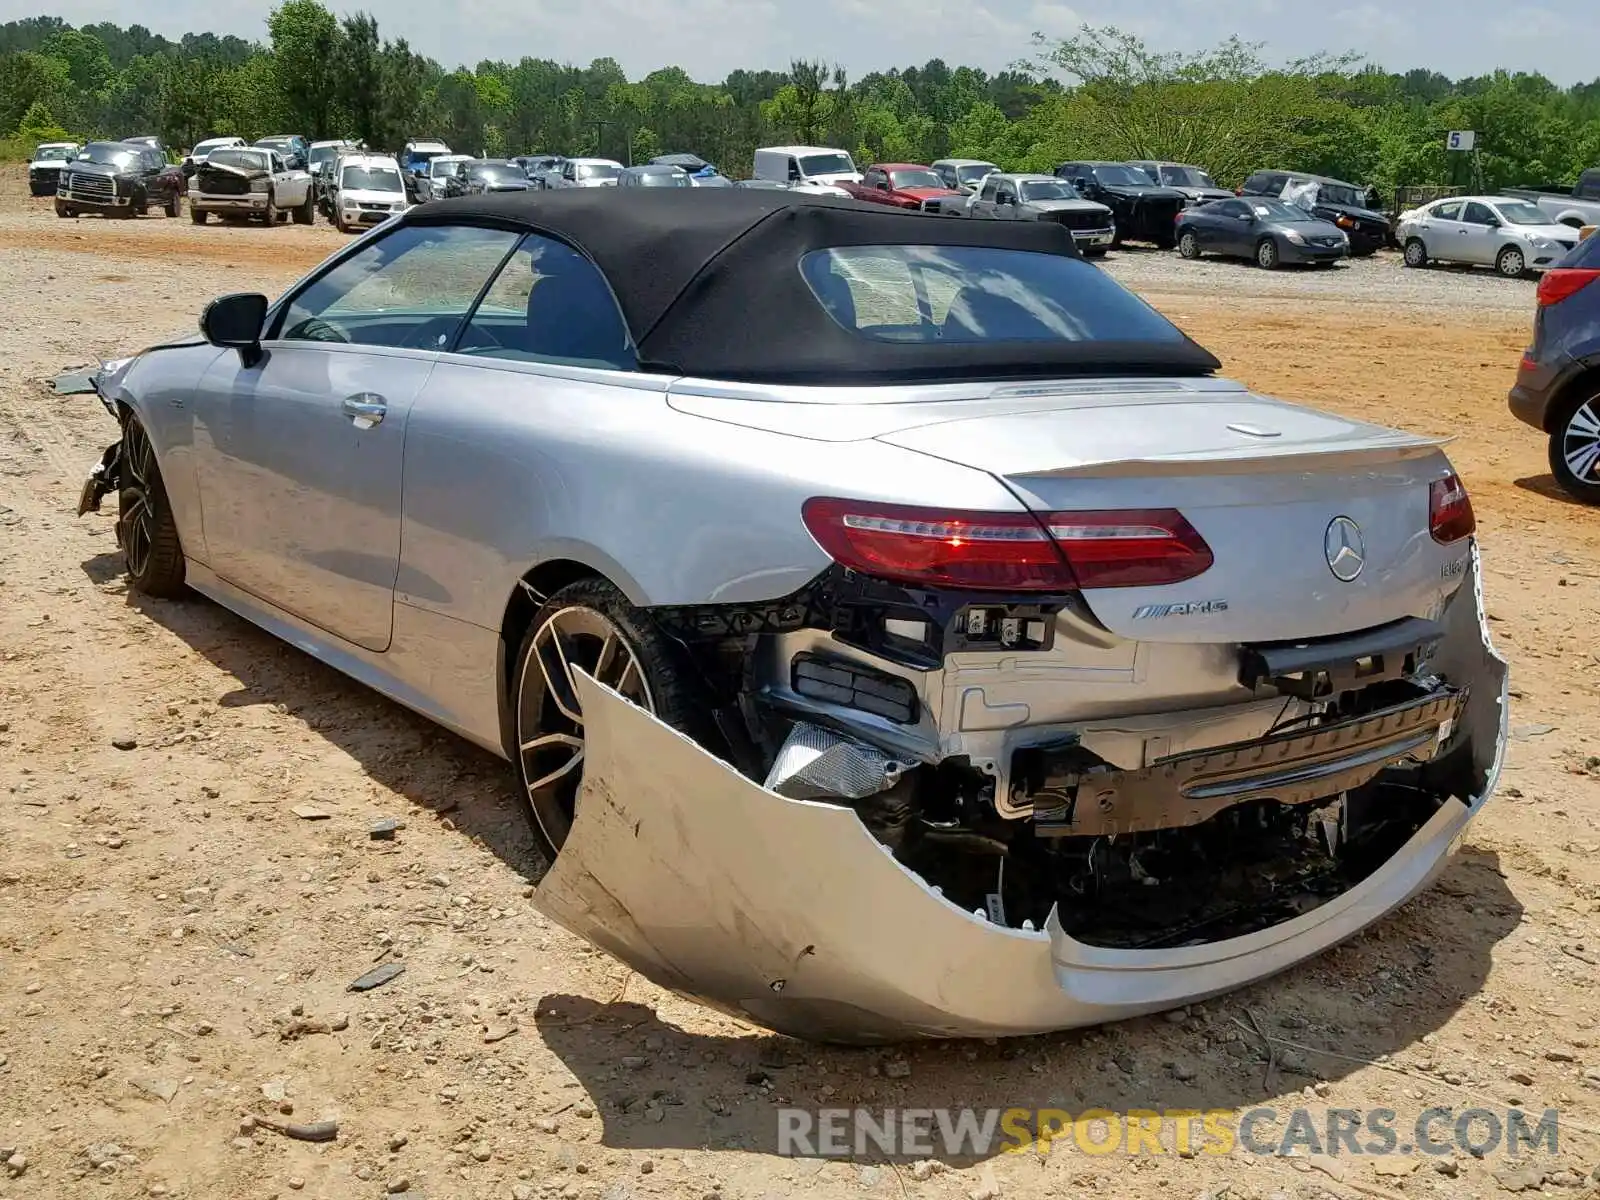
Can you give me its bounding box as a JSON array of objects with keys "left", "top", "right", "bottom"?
[
  {"left": 56, "top": 141, "right": 184, "bottom": 218},
  {"left": 1052, "top": 161, "right": 1184, "bottom": 248},
  {"left": 1504, "top": 169, "right": 1600, "bottom": 230}
]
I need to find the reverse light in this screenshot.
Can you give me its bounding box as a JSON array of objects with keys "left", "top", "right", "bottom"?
[
  {"left": 1044, "top": 509, "right": 1214, "bottom": 588},
  {"left": 1536, "top": 268, "right": 1600, "bottom": 307},
  {"left": 801, "top": 500, "right": 1215, "bottom": 592},
  {"left": 1428, "top": 473, "right": 1476, "bottom": 544}
]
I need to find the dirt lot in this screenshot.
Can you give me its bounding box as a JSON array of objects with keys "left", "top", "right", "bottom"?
[{"left": 3, "top": 177, "right": 1600, "bottom": 1200}]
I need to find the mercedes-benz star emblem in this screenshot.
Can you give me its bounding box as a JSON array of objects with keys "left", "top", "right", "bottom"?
[{"left": 1324, "top": 516, "right": 1365, "bottom": 582}]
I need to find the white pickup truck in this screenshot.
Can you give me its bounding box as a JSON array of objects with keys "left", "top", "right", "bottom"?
[
  {"left": 1505, "top": 168, "right": 1600, "bottom": 230},
  {"left": 188, "top": 146, "right": 314, "bottom": 225}
]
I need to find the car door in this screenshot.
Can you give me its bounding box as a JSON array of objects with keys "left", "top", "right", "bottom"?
[
  {"left": 187, "top": 222, "right": 522, "bottom": 652},
  {"left": 1457, "top": 201, "right": 1501, "bottom": 265},
  {"left": 1414, "top": 200, "right": 1463, "bottom": 260},
  {"left": 860, "top": 166, "right": 890, "bottom": 204},
  {"left": 1217, "top": 200, "right": 1260, "bottom": 255},
  {"left": 993, "top": 180, "right": 1021, "bottom": 219},
  {"left": 968, "top": 175, "right": 998, "bottom": 218}
]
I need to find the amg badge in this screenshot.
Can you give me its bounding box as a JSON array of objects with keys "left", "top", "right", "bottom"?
[{"left": 1132, "top": 600, "right": 1229, "bottom": 619}]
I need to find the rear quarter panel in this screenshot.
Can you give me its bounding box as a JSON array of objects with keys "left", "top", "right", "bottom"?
[{"left": 394, "top": 360, "right": 1023, "bottom": 627}]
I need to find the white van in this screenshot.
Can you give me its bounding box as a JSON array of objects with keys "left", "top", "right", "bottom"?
[{"left": 752, "top": 145, "right": 862, "bottom": 188}]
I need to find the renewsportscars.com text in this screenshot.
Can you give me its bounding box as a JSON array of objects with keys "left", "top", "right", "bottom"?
[{"left": 776, "top": 1106, "right": 1560, "bottom": 1159}]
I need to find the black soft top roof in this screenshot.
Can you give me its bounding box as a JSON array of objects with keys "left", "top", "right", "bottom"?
[{"left": 405, "top": 189, "right": 1219, "bottom": 383}]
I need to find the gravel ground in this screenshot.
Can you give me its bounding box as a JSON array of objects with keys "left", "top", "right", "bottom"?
[{"left": 2, "top": 179, "right": 1600, "bottom": 1200}]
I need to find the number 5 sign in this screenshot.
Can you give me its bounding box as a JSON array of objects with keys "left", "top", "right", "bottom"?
[{"left": 1447, "top": 130, "right": 1477, "bottom": 151}]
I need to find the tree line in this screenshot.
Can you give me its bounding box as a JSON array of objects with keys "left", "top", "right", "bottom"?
[{"left": 3, "top": 6, "right": 1599, "bottom": 191}]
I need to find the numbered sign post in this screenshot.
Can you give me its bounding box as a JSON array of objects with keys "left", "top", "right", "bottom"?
[{"left": 1446, "top": 131, "right": 1476, "bottom": 151}]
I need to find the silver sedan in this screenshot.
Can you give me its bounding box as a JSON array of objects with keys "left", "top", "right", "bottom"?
[
  {"left": 1397, "top": 195, "right": 1583, "bottom": 277},
  {"left": 74, "top": 189, "right": 1507, "bottom": 1041}
]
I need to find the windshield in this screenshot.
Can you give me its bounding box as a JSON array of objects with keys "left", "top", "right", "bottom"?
[
  {"left": 1317, "top": 182, "right": 1363, "bottom": 207},
  {"left": 1091, "top": 164, "right": 1155, "bottom": 186},
  {"left": 957, "top": 163, "right": 998, "bottom": 184},
  {"left": 34, "top": 145, "right": 75, "bottom": 161},
  {"left": 342, "top": 166, "right": 403, "bottom": 192},
  {"left": 576, "top": 163, "right": 620, "bottom": 180},
  {"left": 472, "top": 165, "right": 523, "bottom": 183},
  {"left": 209, "top": 149, "right": 270, "bottom": 171},
  {"left": 889, "top": 169, "right": 944, "bottom": 190},
  {"left": 1245, "top": 199, "right": 1309, "bottom": 222},
  {"left": 195, "top": 140, "right": 237, "bottom": 155},
  {"left": 633, "top": 170, "right": 689, "bottom": 187},
  {"left": 1494, "top": 200, "right": 1550, "bottom": 225},
  {"left": 1160, "top": 165, "right": 1216, "bottom": 188},
  {"left": 309, "top": 146, "right": 341, "bottom": 166},
  {"left": 430, "top": 159, "right": 466, "bottom": 177},
  {"left": 79, "top": 143, "right": 137, "bottom": 167},
  {"left": 800, "top": 152, "right": 855, "bottom": 177},
  {"left": 1020, "top": 180, "right": 1078, "bottom": 202},
  {"left": 801, "top": 245, "right": 1186, "bottom": 346}
]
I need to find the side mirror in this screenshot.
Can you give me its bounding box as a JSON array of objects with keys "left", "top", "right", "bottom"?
[{"left": 201, "top": 293, "right": 268, "bottom": 366}]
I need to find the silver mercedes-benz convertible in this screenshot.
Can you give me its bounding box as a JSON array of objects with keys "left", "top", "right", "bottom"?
[{"left": 77, "top": 189, "right": 1507, "bottom": 1042}]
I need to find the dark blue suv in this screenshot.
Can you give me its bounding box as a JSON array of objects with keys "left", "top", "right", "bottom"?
[{"left": 1509, "top": 231, "right": 1600, "bottom": 502}]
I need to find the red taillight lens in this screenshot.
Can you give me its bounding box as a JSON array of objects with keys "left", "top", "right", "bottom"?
[
  {"left": 1335, "top": 215, "right": 1356, "bottom": 229},
  {"left": 1044, "top": 509, "right": 1214, "bottom": 588},
  {"left": 1429, "top": 473, "right": 1475, "bottom": 543},
  {"left": 1536, "top": 268, "right": 1600, "bottom": 307},
  {"left": 801, "top": 500, "right": 1215, "bottom": 591},
  {"left": 800, "top": 499, "right": 1073, "bottom": 591}
]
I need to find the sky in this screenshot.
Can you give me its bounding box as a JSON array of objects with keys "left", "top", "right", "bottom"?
[{"left": 3, "top": 0, "right": 1594, "bottom": 87}]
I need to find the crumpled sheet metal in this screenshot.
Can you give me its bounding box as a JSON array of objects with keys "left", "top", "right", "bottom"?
[{"left": 534, "top": 548, "right": 1508, "bottom": 1043}]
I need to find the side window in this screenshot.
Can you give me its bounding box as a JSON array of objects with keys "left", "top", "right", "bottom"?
[
  {"left": 273, "top": 223, "right": 519, "bottom": 349},
  {"left": 1433, "top": 200, "right": 1463, "bottom": 221},
  {"left": 1461, "top": 202, "right": 1494, "bottom": 225},
  {"left": 787, "top": 157, "right": 801, "bottom": 181},
  {"left": 979, "top": 177, "right": 998, "bottom": 202},
  {"left": 454, "top": 233, "right": 635, "bottom": 371},
  {"left": 936, "top": 166, "right": 956, "bottom": 188},
  {"left": 1219, "top": 200, "right": 1248, "bottom": 218},
  {"left": 1576, "top": 170, "right": 1600, "bottom": 200}
]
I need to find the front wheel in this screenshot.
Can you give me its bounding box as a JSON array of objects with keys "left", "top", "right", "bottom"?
[
  {"left": 1403, "top": 238, "right": 1428, "bottom": 268},
  {"left": 1550, "top": 387, "right": 1600, "bottom": 504},
  {"left": 118, "top": 415, "right": 187, "bottom": 598},
  {"left": 1496, "top": 246, "right": 1527, "bottom": 279},
  {"left": 262, "top": 197, "right": 278, "bottom": 225},
  {"left": 1178, "top": 230, "right": 1201, "bottom": 259},
  {"left": 54, "top": 200, "right": 74, "bottom": 218},
  {"left": 1256, "top": 238, "right": 1280, "bottom": 270},
  {"left": 511, "top": 577, "right": 715, "bottom": 861}
]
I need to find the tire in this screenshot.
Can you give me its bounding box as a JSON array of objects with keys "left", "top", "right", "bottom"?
[
  {"left": 191, "top": 206, "right": 207, "bottom": 224},
  {"left": 117, "top": 414, "right": 186, "bottom": 598},
  {"left": 511, "top": 577, "right": 717, "bottom": 861},
  {"left": 1549, "top": 386, "right": 1600, "bottom": 505},
  {"left": 1403, "top": 238, "right": 1429, "bottom": 268},
  {"left": 293, "top": 191, "right": 314, "bottom": 224},
  {"left": 1256, "top": 238, "right": 1280, "bottom": 270},
  {"left": 1154, "top": 232, "right": 1177, "bottom": 251},
  {"left": 263, "top": 196, "right": 278, "bottom": 225},
  {"left": 1177, "top": 230, "right": 1201, "bottom": 259},
  {"left": 54, "top": 200, "right": 74, "bottom": 219},
  {"left": 164, "top": 191, "right": 181, "bottom": 218},
  {"left": 1496, "top": 245, "right": 1527, "bottom": 279},
  {"left": 1081, "top": 247, "right": 1108, "bottom": 258}
]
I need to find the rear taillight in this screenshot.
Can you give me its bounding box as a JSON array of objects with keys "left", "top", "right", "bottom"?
[
  {"left": 1044, "top": 509, "right": 1214, "bottom": 588},
  {"left": 1536, "top": 268, "right": 1600, "bottom": 307},
  {"left": 1428, "top": 472, "right": 1475, "bottom": 543},
  {"left": 800, "top": 500, "right": 1213, "bottom": 592}
]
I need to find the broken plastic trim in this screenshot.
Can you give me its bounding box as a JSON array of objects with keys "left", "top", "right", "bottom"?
[{"left": 532, "top": 546, "right": 1508, "bottom": 1043}]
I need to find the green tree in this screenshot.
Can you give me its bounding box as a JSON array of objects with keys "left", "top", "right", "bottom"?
[{"left": 266, "top": 0, "right": 341, "bottom": 136}]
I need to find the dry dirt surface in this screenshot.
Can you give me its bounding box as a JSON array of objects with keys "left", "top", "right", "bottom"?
[{"left": 4, "top": 176, "right": 1600, "bottom": 1200}]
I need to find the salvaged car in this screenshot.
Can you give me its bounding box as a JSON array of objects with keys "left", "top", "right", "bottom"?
[
  {"left": 1397, "top": 196, "right": 1581, "bottom": 278},
  {"left": 965, "top": 172, "right": 1115, "bottom": 256},
  {"left": 182, "top": 135, "right": 246, "bottom": 177},
  {"left": 1128, "top": 161, "right": 1233, "bottom": 205},
  {"left": 1240, "top": 170, "right": 1391, "bottom": 257},
  {"left": 189, "top": 147, "right": 314, "bottom": 225},
  {"left": 56, "top": 141, "right": 184, "bottom": 218},
  {"left": 74, "top": 190, "right": 1507, "bottom": 1042},
  {"left": 1177, "top": 197, "right": 1349, "bottom": 269},
  {"left": 253, "top": 134, "right": 310, "bottom": 171},
  {"left": 618, "top": 164, "right": 692, "bottom": 188},
  {"left": 932, "top": 158, "right": 1000, "bottom": 194},
  {"left": 839, "top": 163, "right": 966, "bottom": 214},
  {"left": 28, "top": 140, "right": 80, "bottom": 195},
  {"left": 1053, "top": 161, "right": 1185, "bottom": 248},
  {"left": 328, "top": 154, "right": 410, "bottom": 233}
]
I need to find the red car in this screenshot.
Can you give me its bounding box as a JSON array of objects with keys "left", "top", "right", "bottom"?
[{"left": 841, "top": 163, "right": 966, "bottom": 214}]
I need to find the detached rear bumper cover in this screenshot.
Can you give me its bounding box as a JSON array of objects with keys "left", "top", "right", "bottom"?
[{"left": 533, "top": 549, "right": 1507, "bottom": 1042}]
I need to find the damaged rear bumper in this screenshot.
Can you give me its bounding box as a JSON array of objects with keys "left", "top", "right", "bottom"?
[{"left": 533, "top": 550, "right": 1508, "bottom": 1043}]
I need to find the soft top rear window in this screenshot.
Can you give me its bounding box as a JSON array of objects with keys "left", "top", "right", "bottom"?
[{"left": 800, "top": 246, "right": 1187, "bottom": 346}]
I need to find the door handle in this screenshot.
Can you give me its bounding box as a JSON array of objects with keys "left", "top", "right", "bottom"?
[{"left": 342, "top": 392, "right": 387, "bottom": 427}]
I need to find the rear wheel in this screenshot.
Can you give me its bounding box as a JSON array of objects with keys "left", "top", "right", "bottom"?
[
  {"left": 1256, "top": 238, "right": 1280, "bottom": 269},
  {"left": 293, "top": 191, "right": 314, "bottom": 224},
  {"left": 1178, "top": 230, "right": 1201, "bottom": 259},
  {"left": 164, "top": 191, "right": 181, "bottom": 218},
  {"left": 1496, "top": 246, "right": 1527, "bottom": 278},
  {"left": 1550, "top": 387, "right": 1600, "bottom": 504},
  {"left": 511, "top": 577, "right": 715, "bottom": 861},
  {"left": 1403, "top": 238, "right": 1429, "bottom": 268},
  {"left": 118, "top": 414, "right": 186, "bottom": 598}
]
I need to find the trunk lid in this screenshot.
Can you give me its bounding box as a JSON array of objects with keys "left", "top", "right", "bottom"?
[{"left": 873, "top": 387, "right": 1464, "bottom": 644}]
